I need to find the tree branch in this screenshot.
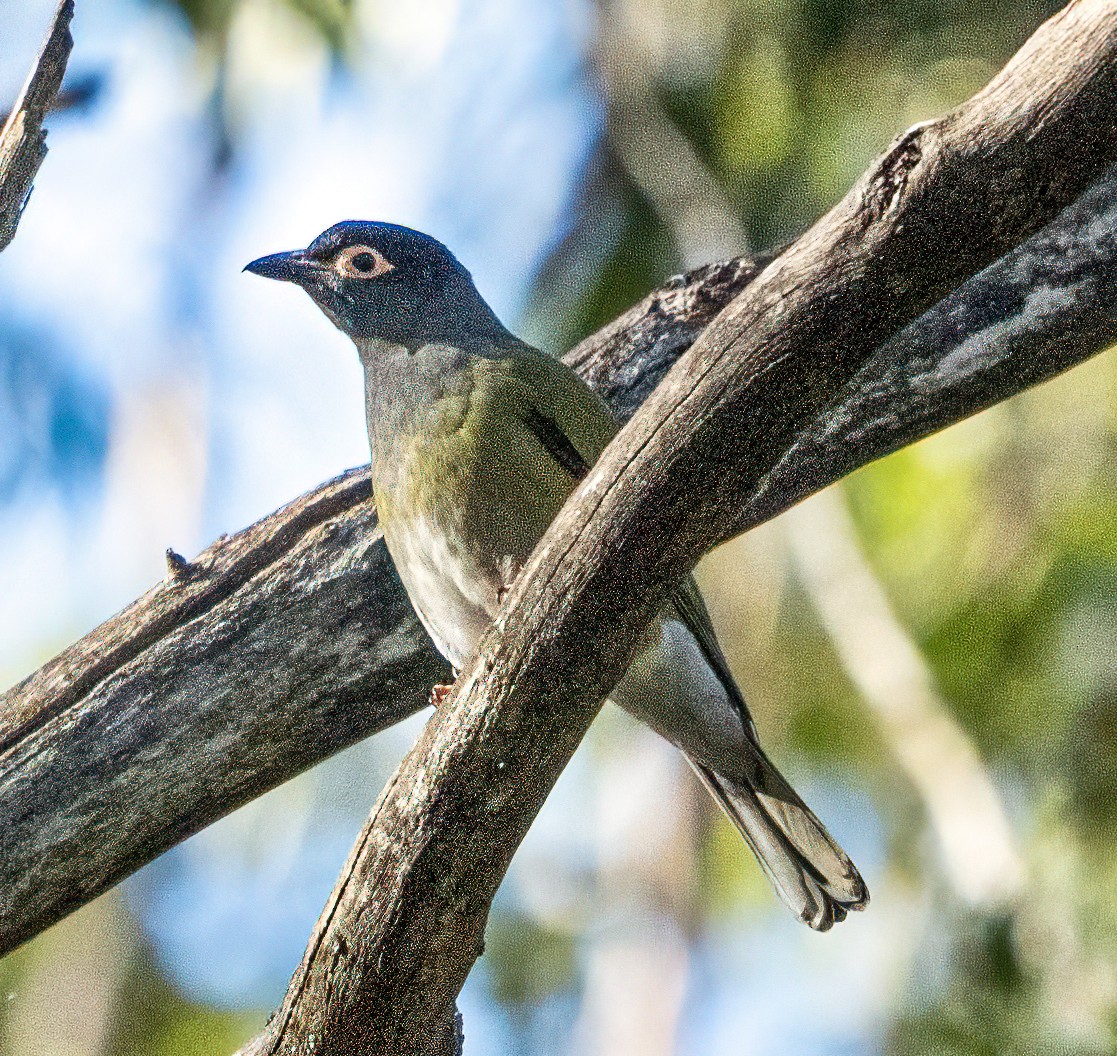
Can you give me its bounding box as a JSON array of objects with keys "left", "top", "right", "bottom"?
[
  {"left": 0, "top": 0, "right": 73, "bottom": 253},
  {"left": 3, "top": 4, "right": 1117, "bottom": 968},
  {"left": 0, "top": 257, "right": 758, "bottom": 957},
  {"left": 785, "top": 489, "right": 1024, "bottom": 907},
  {"left": 231, "top": 3, "right": 1117, "bottom": 1052}
]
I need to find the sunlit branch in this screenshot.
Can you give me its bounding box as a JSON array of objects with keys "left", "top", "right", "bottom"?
[
  {"left": 236, "top": 4, "right": 1117, "bottom": 1053},
  {"left": 0, "top": 0, "right": 73, "bottom": 253}
]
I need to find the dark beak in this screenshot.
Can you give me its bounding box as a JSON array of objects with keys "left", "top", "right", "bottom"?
[{"left": 243, "top": 249, "right": 319, "bottom": 283}]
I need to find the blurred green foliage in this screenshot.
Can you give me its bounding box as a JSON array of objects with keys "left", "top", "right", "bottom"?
[
  {"left": 484, "top": 915, "right": 578, "bottom": 1008},
  {"left": 168, "top": 0, "right": 351, "bottom": 53}
]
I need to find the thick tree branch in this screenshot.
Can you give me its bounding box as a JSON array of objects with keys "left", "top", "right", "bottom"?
[
  {"left": 0, "top": 261, "right": 758, "bottom": 958},
  {"left": 0, "top": 472, "right": 450, "bottom": 954},
  {"left": 234, "top": 3, "right": 1117, "bottom": 1052},
  {"left": 3, "top": 4, "right": 1117, "bottom": 965},
  {"left": 0, "top": 259, "right": 762, "bottom": 957},
  {"left": 0, "top": 0, "right": 73, "bottom": 252}
]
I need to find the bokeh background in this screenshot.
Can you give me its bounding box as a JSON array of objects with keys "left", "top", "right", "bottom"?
[{"left": 2, "top": 0, "right": 1116, "bottom": 1053}]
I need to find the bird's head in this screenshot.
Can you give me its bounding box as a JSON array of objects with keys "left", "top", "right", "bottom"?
[{"left": 244, "top": 221, "right": 509, "bottom": 352}]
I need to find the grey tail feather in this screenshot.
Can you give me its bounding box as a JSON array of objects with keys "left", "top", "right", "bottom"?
[{"left": 687, "top": 752, "right": 869, "bottom": 931}]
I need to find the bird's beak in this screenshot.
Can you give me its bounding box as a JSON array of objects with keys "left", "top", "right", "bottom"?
[{"left": 243, "top": 249, "right": 319, "bottom": 283}]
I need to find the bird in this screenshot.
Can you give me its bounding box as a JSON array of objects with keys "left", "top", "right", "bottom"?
[{"left": 245, "top": 221, "right": 868, "bottom": 930}]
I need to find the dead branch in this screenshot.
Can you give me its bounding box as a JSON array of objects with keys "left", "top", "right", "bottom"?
[
  {"left": 231, "top": 3, "right": 1117, "bottom": 1053},
  {"left": 4, "top": 5, "right": 1117, "bottom": 969},
  {"left": 0, "top": 0, "right": 74, "bottom": 253}
]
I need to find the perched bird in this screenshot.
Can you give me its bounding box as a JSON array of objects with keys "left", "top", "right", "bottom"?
[{"left": 245, "top": 221, "right": 868, "bottom": 929}]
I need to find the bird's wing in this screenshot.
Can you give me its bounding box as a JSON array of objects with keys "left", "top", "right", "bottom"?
[
  {"left": 502, "top": 346, "right": 620, "bottom": 476},
  {"left": 523, "top": 406, "right": 593, "bottom": 479},
  {"left": 495, "top": 349, "right": 757, "bottom": 736}
]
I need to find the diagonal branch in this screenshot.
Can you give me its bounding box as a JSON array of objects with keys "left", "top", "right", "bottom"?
[
  {"left": 234, "top": 3, "right": 1117, "bottom": 1052},
  {"left": 785, "top": 489, "right": 1024, "bottom": 908},
  {"left": 5, "top": 18, "right": 1117, "bottom": 965},
  {"left": 0, "top": 258, "right": 758, "bottom": 958},
  {"left": 0, "top": 0, "right": 74, "bottom": 253}
]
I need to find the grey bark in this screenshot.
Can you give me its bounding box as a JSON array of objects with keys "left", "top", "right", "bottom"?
[
  {"left": 0, "top": 0, "right": 73, "bottom": 252},
  {"left": 0, "top": 260, "right": 759, "bottom": 957},
  {"left": 3, "top": 1, "right": 1117, "bottom": 971},
  {"left": 231, "top": 3, "right": 1117, "bottom": 1053}
]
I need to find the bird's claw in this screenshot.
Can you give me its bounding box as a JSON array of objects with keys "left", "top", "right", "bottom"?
[{"left": 429, "top": 683, "right": 454, "bottom": 708}]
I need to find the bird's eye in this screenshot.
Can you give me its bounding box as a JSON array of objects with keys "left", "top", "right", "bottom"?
[{"left": 335, "top": 245, "right": 394, "bottom": 279}]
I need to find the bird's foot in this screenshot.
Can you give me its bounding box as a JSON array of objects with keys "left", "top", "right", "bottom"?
[{"left": 429, "top": 683, "right": 454, "bottom": 708}]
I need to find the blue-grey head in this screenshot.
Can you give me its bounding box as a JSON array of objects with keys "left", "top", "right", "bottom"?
[{"left": 244, "top": 221, "right": 514, "bottom": 353}]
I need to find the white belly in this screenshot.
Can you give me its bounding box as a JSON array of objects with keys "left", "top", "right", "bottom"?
[{"left": 385, "top": 512, "right": 503, "bottom": 671}]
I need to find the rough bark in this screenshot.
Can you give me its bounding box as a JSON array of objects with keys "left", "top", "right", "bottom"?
[
  {"left": 3, "top": 2, "right": 1117, "bottom": 967},
  {"left": 231, "top": 3, "right": 1117, "bottom": 1053},
  {"left": 0, "top": 0, "right": 73, "bottom": 252},
  {"left": 0, "top": 472, "right": 449, "bottom": 951},
  {"left": 0, "top": 260, "right": 760, "bottom": 957}
]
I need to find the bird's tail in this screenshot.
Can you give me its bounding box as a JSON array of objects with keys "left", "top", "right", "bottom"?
[{"left": 688, "top": 749, "right": 868, "bottom": 931}]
